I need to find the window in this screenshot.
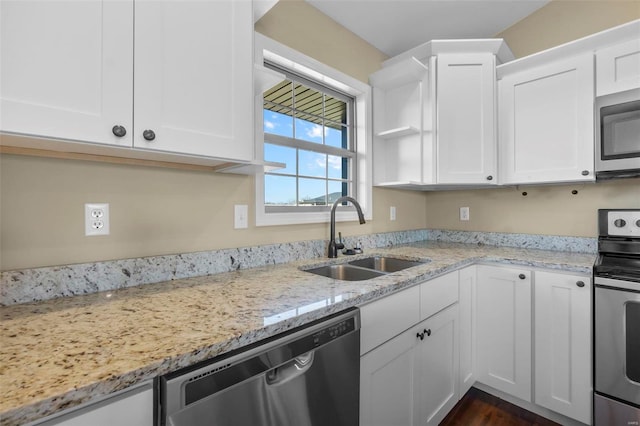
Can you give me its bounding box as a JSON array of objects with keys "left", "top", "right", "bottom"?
[
  {"left": 255, "top": 34, "right": 372, "bottom": 226},
  {"left": 263, "top": 64, "right": 355, "bottom": 212}
]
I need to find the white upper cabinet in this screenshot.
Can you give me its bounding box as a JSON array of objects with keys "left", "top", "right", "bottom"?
[
  {"left": 596, "top": 38, "right": 640, "bottom": 96},
  {"left": 498, "top": 53, "right": 595, "bottom": 184},
  {"left": 1, "top": 0, "right": 254, "bottom": 165},
  {"left": 370, "top": 40, "right": 510, "bottom": 189},
  {"left": 134, "top": 0, "right": 253, "bottom": 161},
  {"left": 436, "top": 53, "right": 496, "bottom": 184},
  {"left": 0, "top": 1, "right": 133, "bottom": 147}
]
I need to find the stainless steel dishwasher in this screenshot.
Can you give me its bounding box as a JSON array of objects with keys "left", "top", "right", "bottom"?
[{"left": 159, "top": 308, "right": 360, "bottom": 426}]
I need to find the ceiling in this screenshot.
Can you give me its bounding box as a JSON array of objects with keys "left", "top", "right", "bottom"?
[{"left": 305, "top": 0, "right": 550, "bottom": 57}]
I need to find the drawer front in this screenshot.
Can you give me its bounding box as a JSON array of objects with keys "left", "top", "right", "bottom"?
[
  {"left": 420, "top": 271, "right": 459, "bottom": 320},
  {"left": 360, "top": 285, "right": 420, "bottom": 355}
]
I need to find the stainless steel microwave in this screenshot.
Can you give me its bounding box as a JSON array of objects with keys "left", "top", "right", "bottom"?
[{"left": 595, "top": 88, "right": 640, "bottom": 180}]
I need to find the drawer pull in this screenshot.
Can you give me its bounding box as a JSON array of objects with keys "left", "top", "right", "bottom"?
[{"left": 576, "top": 281, "right": 585, "bottom": 288}]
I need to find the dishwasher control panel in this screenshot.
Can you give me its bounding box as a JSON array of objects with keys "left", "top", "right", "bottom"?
[{"left": 312, "top": 317, "right": 356, "bottom": 347}]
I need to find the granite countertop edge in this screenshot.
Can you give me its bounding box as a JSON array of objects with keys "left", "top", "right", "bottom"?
[{"left": 0, "top": 242, "right": 596, "bottom": 426}]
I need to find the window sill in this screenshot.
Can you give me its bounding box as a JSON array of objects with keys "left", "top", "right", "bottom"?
[{"left": 256, "top": 209, "right": 371, "bottom": 227}]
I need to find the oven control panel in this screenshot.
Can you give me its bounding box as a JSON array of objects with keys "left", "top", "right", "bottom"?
[{"left": 607, "top": 211, "right": 640, "bottom": 237}]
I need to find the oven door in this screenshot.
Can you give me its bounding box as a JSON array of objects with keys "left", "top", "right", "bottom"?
[
  {"left": 594, "top": 281, "right": 640, "bottom": 405},
  {"left": 595, "top": 88, "right": 640, "bottom": 177}
]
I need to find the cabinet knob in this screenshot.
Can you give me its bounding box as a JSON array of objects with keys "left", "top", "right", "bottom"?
[
  {"left": 581, "top": 170, "right": 590, "bottom": 176},
  {"left": 576, "top": 281, "right": 585, "bottom": 288},
  {"left": 519, "top": 274, "right": 526, "bottom": 280},
  {"left": 425, "top": 329, "right": 431, "bottom": 337},
  {"left": 416, "top": 331, "right": 425, "bottom": 341},
  {"left": 143, "top": 129, "right": 156, "bottom": 141},
  {"left": 486, "top": 175, "right": 493, "bottom": 181},
  {"left": 112, "top": 125, "right": 127, "bottom": 138}
]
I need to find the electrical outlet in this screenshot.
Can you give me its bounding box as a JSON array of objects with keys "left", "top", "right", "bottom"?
[
  {"left": 234, "top": 204, "right": 248, "bottom": 229},
  {"left": 390, "top": 206, "right": 396, "bottom": 221},
  {"left": 460, "top": 207, "right": 470, "bottom": 221},
  {"left": 85, "top": 203, "right": 110, "bottom": 236}
]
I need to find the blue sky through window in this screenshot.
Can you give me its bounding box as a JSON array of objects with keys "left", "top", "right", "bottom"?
[{"left": 263, "top": 106, "right": 349, "bottom": 206}]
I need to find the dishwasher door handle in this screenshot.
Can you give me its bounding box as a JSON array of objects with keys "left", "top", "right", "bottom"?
[{"left": 266, "top": 351, "right": 315, "bottom": 386}]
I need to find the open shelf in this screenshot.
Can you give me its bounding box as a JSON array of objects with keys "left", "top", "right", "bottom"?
[
  {"left": 254, "top": 65, "right": 286, "bottom": 96},
  {"left": 369, "top": 57, "right": 428, "bottom": 90},
  {"left": 377, "top": 126, "right": 420, "bottom": 139}
]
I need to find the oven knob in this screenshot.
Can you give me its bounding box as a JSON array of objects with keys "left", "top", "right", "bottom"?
[{"left": 614, "top": 219, "right": 626, "bottom": 228}]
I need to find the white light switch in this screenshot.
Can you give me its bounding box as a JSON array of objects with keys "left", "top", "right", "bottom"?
[
  {"left": 234, "top": 205, "right": 248, "bottom": 229},
  {"left": 460, "top": 207, "right": 470, "bottom": 221}
]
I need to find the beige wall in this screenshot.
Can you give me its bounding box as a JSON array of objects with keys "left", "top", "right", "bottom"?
[
  {"left": 426, "top": 179, "right": 640, "bottom": 237},
  {"left": 0, "top": 0, "right": 425, "bottom": 271},
  {"left": 425, "top": 1, "right": 640, "bottom": 237},
  {"left": 496, "top": 0, "right": 640, "bottom": 58}
]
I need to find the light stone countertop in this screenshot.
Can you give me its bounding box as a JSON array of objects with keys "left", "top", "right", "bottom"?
[{"left": 0, "top": 241, "right": 596, "bottom": 426}]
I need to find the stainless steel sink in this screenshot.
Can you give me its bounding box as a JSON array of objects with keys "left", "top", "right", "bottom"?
[
  {"left": 304, "top": 256, "right": 427, "bottom": 281},
  {"left": 304, "top": 264, "right": 386, "bottom": 281},
  {"left": 348, "top": 256, "right": 425, "bottom": 273}
]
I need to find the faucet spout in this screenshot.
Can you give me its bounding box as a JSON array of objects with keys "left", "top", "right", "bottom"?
[{"left": 328, "top": 196, "right": 366, "bottom": 258}]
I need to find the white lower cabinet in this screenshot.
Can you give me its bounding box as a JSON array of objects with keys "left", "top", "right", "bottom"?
[
  {"left": 360, "top": 304, "right": 458, "bottom": 426},
  {"left": 475, "top": 265, "right": 592, "bottom": 424},
  {"left": 534, "top": 271, "right": 592, "bottom": 424},
  {"left": 360, "top": 264, "right": 592, "bottom": 426},
  {"left": 33, "top": 382, "right": 153, "bottom": 426},
  {"left": 360, "top": 321, "right": 420, "bottom": 426},
  {"left": 360, "top": 271, "right": 459, "bottom": 426},
  {"left": 476, "top": 265, "right": 532, "bottom": 402},
  {"left": 415, "top": 304, "right": 459, "bottom": 426},
  {"left": 458, "top": 265, "right": 476, "bottom": 397}
]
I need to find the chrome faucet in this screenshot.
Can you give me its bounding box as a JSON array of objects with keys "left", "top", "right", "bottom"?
[{"left": 328, "top": 196, "right": 366, "bottom": 258}]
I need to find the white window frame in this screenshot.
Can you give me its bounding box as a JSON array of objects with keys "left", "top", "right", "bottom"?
[{"left": 254, "top": 33, "right": 373, "bottom": 227}]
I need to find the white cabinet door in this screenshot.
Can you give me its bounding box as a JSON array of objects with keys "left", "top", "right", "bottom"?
[
  {"left": 36, "top": 383, "right": 153, "bottom": 426},
  {"left": 499, "top": 53, "right": 595, "bottom": 184},
  {"left": 596, "top": 39, "right": 640, "bottom": 96},
  {"left": 134, "top": 0, "right": 253, "bottom": 161},
  {"left": 458, "top": 265, "right": 476, "bottom": 396},
  {"left": 476, "top": 265, "right": 532, "bottom": 402},
  {"left": 437, "top": 53, "right": 496, "bottom": 184},
  {"left": 534, "top": 271, "right": 592, "bottom": 424},
  {"left": 0, "top": 0, "right": 133, "bottom": 147},
  {"left": 360, "top": 329, "right": 417, "bottom": 426},
  {"left": 415, "top": 304, "right": 459, "bottom": 426}
]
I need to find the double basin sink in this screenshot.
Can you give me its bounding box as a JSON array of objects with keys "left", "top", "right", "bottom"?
[{"left": 305, "top": 256, "right": 428, "bottom": 281}]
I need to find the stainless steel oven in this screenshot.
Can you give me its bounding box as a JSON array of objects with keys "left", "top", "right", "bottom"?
[
  {"left": 595, "top": 88, "right": 640, "bottom": 180},
  {"left": 593, "top": 209, "right": 640, "bottom": 425}
]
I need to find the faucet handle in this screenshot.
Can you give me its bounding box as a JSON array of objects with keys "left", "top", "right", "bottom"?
[{"left": 336, "top": 232, "right": 345, "bottom": 250}]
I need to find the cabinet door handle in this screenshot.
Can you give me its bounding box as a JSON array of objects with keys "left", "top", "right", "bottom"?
[
  {"left": 143, "top": 129, "right": 156, "bottom": 141},
  {"left": 581, "top": 170, "right": 590, "bottom": 176},
  {"left": 486, "top": 175, "right": 493, "bottom": 181},
  {"left": 519, "top": 274, "right": 526, "bottom": 280},
  {"left": 576, "top": 280, "right": 585, "bottom": 288},
  {"left": 425, "top": 329, "right": 431, "bottom": 337},
  {"left": 112, "top": 125, "right": 127, "bottom": 138},
  {"left": 416, "top": 331, "right": 424, "bottom": 341}
]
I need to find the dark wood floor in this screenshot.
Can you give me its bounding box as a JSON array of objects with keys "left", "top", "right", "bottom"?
[{"left": 441, "top": 388, "right": 560, "bottom": 426}]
